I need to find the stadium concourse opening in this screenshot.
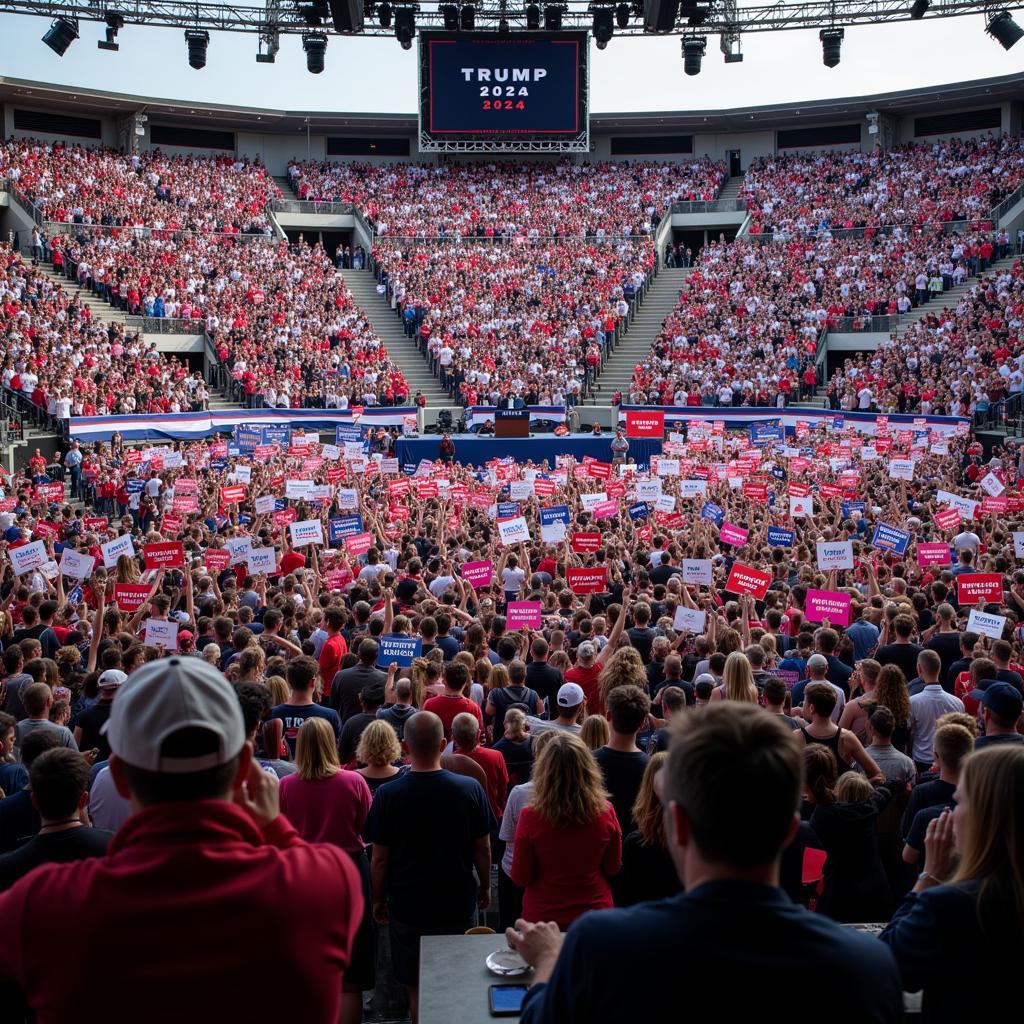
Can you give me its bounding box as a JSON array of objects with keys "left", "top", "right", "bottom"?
[{"left": 0, "top": 6, "right": 1024, "bottom": 1019}]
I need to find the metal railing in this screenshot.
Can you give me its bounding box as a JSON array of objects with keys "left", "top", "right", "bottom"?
[
  {"left": 269, "top": 199, "right": 357, "bottom": 216},
  {"left": 374, "top": 232, "right": 657, "bottom": 245},
  {"left": 45, "top": 222, "right": 276, "bottom": 243},
  {"left": 8, "top": 185, "right": 44, "bottom": 226},
  {"left": 829, "top": 315, "right": 901, "bottom": 333},
  {"left": 975, "top": 392, "right": 1024, "bottom": 431},
  {"left": 124, "top": 316, "right": 206, "bottom": 335},
  {"left": 992, "top": 184, "right": 1024, "bottom": 224},
  {"left": 670, "top": 198, "right": 748, "bottom": 215}
]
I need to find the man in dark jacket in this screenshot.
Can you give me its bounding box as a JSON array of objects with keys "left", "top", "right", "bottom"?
[{"left": 330, "top": 638, "right": 387, "bottom": 721}]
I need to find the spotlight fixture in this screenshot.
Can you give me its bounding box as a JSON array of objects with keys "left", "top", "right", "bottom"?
[
  {"left": 440, "top": 3, "right": 459, "bottom": 29},
  {"left": 682, "top": 33, "right": 705, "bottom": 75},
  {"left": 394, "top": 5, "right": 416, "bottom": 48},
  {"left": 592, "top": 5, "right": 614, "bottom": 48},
  {"left": 461, "top": 4, "right": 475, "bottom": 29},
  {"left": 544, "top": 4, "right": 563, "bottom": 30},
  {"left": 526, "top": 3, "right": 541, "bottom": 28},
  {"left": 910, "top": 0, "right": 929, "bottom": 19},
  {"left": 256, "top": 29, "right": 280, "bottom": 62},
  {"left": 819, "top": 26, "right": 843, "bottom": 67},
  {"left": 986, "top": 10, "right": 1024, "bottom": 49},
  {"left": 615, "top": 2, "right": 630, "bottom": 27},
  {"left": 303, "top": 31, "right": 327, "bottom": 72},
  {"left": 185, "top": 28, "right": 209, "bottom": 69},
  {"left": 378, "top": 1, "right": 393, "bottom": 27},
  {"left": 97, "top": 13, "right": 123, "bottom": 51},
  {"left": 42, "top": 16, "right": 79, "bottom": 56}
]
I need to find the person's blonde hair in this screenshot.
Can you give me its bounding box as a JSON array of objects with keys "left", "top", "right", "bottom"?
[
  {"left": 488, "top": 663, "right": 510, "bottom": 692},
  {"left": 356, "top": 719, "right": 401, "bottom": 767},
  {"left": 115, "top": 553, "right": 140, "bottom": 583},
  {"left": 503, "top": 707, "right": 528, "bottom": 741},
  {"left": 265, "top": 675, "right": 289, "bottom": 707},
  {"left": 580, "top": 714, "right": 610, "bottom": 751},
  {"left": 936, "top": 711, "right": 980, "bottom": 737},
  {"left": 529, "top": 732, "right": 608, "bottom": 829},
  {"left": 836, "top": 771, "right": 873, "bottom": 803},
  {"left": 722, "top": 651, "right": 758, "bottom": 704},
  {"left": 952, "top": 746, "right": 1024, "bottom": 937},
  {"left": 598, "top": 646, "right": 646, "bottom": 707},
  {"left": 295, "top": 717, "right": 340, "bottom": 781},
  {"left": 631, "top": 751, "right": 668, "bottom": 847}
]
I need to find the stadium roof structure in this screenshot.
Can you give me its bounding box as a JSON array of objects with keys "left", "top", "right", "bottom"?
[{"left": 1, "top": 71, "right": 1022, "bottom": 136}]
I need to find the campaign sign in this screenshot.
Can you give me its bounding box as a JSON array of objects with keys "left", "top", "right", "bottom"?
[
  {"left": 101, "top": 534, "right": 135, "bottom": 569},
  {"left": 336, "top": 424, "right": 364, "bottom": 444},
  {"left": 701, "top": 502, "right": 725, "bottom": 526},
  {"left": 289, "top": 519, "right": 324, "bottom": 548},
  {"left": 539, "top": 505, "right": 570, "bottom": 542},
  {"left": 673, "top": 606, "right": 707, "bottom": 634},
  {"left": 592, "top": 500, "right": 618, "bottom": 520},
  {"left": 588, "top": 461, "right": 613, "bottom": 480},
  {"left": 8, "top": 540, "right": 48, "bottom": 575},
  {"left": 768, "top": 526, "right": 795, "bottom": 548},
  {"left": 636, "top": 480, "right": 662, "bottom": 501},
  {"left": 566, "top": 567, "right": 607, "bottom": 594},
  {"left": 805, "top": 589, "right": 852, "bottom": 627},
  {"left": 58, "top": 548, "right": 95, "bottom": 580},
  {"left": 937, "top": 491, "right": 979, "bottom": 521},
  {"left": 461, "top": 560, "right": 494, "bottom": 589},
  {"left": 749, "top": 421, "right": 783, "bottom": 445},
  {"left": 917, "top": 543, "right": 953, "bottom": 567},
  {"left": 841, "top": 501, "right": 866, "bottom": 519},
  {"left": 220, "top": 485, "right": 246, "bottom": 506},
  {"left": 719, "top": 523, "right": 749, "bottom": 547},
  {"left": 344, "top": 532, "right": 374, "bottom": 557},
  {"left": 934, "top": 508, "right": 963, "bottom": 531},
  {"left": 113, "top": 583, "right": 151, "bottom": 612},
  {"left": 204, "top": 548, "right": 232, "bottom": 573},
  {"left": 683, "top": 559, "right": 713, "bottom": 586},
  {"left": 570, "top": 532, "right": 602, "bottom": 554},
  {"left": 144, "top": 619, "right": 179, "bottom": 649},
  {"left": 871, "top": 523, "right": 911, "bottom": 556},
  {"left": 816, "top": 541, "right": 855, "bottom": 570},
  {"left": 1013, "top": 532, "right": 1024, "bottom": 558},
  {"left": 35, "top": 482, "right": 65, "bottom": 504},
  {"left": 790, "top": 495, "right": 814, "bottom": 519},
  {"left": 967, "top": 609, "right": 1007, "bottom": 640},
  {"left": 957, "top": 573, "right": 1004, "bottom": 606},
  {"left": 507, "top": 601, "right": 543, "bottom": 629},
  {"left": 144, "top": 542, "right": 185, "bottom": 570},
  {"left": 982, "top": 496, "right": 1009, "bottom": 515},
  {"left": 160, "top": 514, "right": 183, "bottom": 535},
  {"left": 680, "top": 480, "right": 708, "bottom": 499},
  {"left": 247, "top": 547, "right": 277, "bottom": 575},
  {"left": 226, "top": 537, "right": 254, "bottom": 567},
  {"left": 626, "top": 410, "right": 664, "bottom": 438},
  {"left": 979, "top": 472, "right": 1005, "bottom": 497},
  {"left": 329, "top": 515, "right": 364, "bottom": 543},
  {"left": 497, "top": 502, "right": 521, "bottom": 520},
  {"left": 497, "top": 516, "right": 531, "bottom": 547},
  {"left": 627, "top": 502, "right": 649, "bottom": 521},
  {"left": 888, "top": 459, "right": 915, "bottom": 481},
  {"left": 655, "top": 459, "right": 680, "bottom": 478},
  {"left": 725, "top": 563, "right": 772, "bottom": 600},
  {"left": 376, "top": 634, "right": 422, "bottom": 669}
]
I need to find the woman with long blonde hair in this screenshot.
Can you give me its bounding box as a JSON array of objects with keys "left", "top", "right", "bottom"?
[
  {"left": 616, "top": 752, "right": 681, "bottom": 906},
  {"left": 115, "top": 553, "right": 140, "bottom": 584},
  {"left": 598, "top": 646, "right": 646, "bottom": 712},
  {"left": 510, "top": 732, "right": 621, "bottom": 928},
  {"left": 279, "top": 718, "right": 374, "bottom": 1024},
  {"left": 710, "top": 651, "right": 759, "bottom": 704},
  {"left": 881, "top": 746, "right": 1024, "bottom": 1020}
]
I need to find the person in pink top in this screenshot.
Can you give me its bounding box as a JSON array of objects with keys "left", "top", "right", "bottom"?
[{"left": 280, "top": 717, "right": 373, "bottom": 1024}]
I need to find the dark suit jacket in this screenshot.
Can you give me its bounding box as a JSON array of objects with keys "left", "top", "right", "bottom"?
[
  {"left": 521, "top": 881, "right": 903, "bottom": 1024},
  {"left": 329, "top": 663, "right": 387, "bottom": 721}
]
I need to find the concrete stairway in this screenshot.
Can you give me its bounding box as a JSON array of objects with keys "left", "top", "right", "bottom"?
[
  {"left": 591, "top": 267, "right": 691, "bottom": 401},
  {"left": 717, "top": 175, "right": 745, "bottom": 203},
  {"left": 273, "top": 174, "right": 294, "bottom": 197},
  {"left": 339, "top": 268, "right": 451, "bottom": 405}
]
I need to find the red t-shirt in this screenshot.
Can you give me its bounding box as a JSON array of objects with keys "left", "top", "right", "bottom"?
[
  {"left": 280, "top": 550, "right": 307, "bottom": 576},
  {"left": 565, "top": 663, "right": 603, "bottom": 716},
  {"left": 423, "top": 693, "right": 483, "bottom": 738},
  {"left": 456, "top": 744, "right": 509, "bottom": 821},
  {"left": 318, "top": 634, "right": 349, "bottom": 699},
  {"left": 510, "top": 802, "right": 622, "bottom": 929},
  {"left": 279, "top": 770, "right": 372, "bottom": 854}
]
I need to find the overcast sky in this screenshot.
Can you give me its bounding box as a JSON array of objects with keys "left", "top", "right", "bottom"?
[{"left": 1, "top": 12, "right": 1021, "bottom": 113}]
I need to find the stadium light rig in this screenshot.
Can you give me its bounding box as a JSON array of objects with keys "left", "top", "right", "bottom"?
[
  {"left": 819, "top": 26, "right": 843, "bottom": 66},
  {"left": 97, "top": 12, "right": 122, "bottom": 50},
  {"left": 394, "top": 4, "right": 416, "bottom": 48},
  {"left": 986, "top": 9, "right": 1024, "bottom": 48},
  {"left": 682, "top": 33, "right": 705, "bottom": 73},
  {"left": 303, "top": 30, "right": 327, "bottom": 71},
  {"left": 42, "top": 16, "right": 79, "bottom": 55},
  {"left": 185, "top": 27, "right": 209, "bottom": 68},
  {"left": 592, "top": 3, "right": 615, "bottom": 47}
]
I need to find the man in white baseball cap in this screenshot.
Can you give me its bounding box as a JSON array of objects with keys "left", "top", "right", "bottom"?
[
  {"left": 0, "top": 657, "right": 365, "bottom": 1021},
  {"left": 527, "top": 682, "right": 586, "bottom": 736}
]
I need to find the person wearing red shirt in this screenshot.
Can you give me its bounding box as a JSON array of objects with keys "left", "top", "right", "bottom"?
[
  {"left": 510, "top": 732, "right": 621, "bottom": 928},
  {"left": 423, "top": 661, "right": 483, "bottom": 739},
  {"left": 0, "top": 657, "right": 363, "bottom": 1023},
  {"left": 318, "top": 607, "right": 349, "bottom": 702},
  {"left": 565, "top": 642, "right": 603, "bottom": 715},
  {"left": 280, "top": 539, "right": 307, "bottom": 577},
  {"left": 452, "top": 712, "right": 508, "bottom": 822}
]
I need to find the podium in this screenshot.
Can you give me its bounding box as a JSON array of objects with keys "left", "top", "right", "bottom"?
[{"left": 495, "top": 409, "right": 530, "bottom": 439}]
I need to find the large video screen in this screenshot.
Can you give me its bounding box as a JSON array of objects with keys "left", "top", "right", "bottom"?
[{"left": 419, "top": 32, "right": 588, "bottom": 149}]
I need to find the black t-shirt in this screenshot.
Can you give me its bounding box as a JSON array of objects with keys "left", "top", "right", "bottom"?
[
  {"left": 901, "top": 778, "right": 956, "bottom": 839},
  {"left": 0, "top": 826, "right": 113, "bottom": 891},
  {"left": 525, "top": 662, "right": 563, "bottom": 705},
  {"left": 649, "top": 564, "right": 681, "bottom": 586},
  {"left": 493, "top": 736, "right": 534, "bottom": 789},
  {"left": 594, "top": 747, "right": 649, "bottom": 834},
  {"left": 875, "top": 643, "right": 924, "bottom": 683},
  {"left": 626, "top": 627, "right": 658, "bottom": 664},
  {"left": 267, "top": 702, "right": 341, "bottom": 758},
  {"left": 339, "top": 712, "right": 375, "bottom": 764},
  {"left": 0, "top": 790, "right": 40, "bottom": 854},
  {"left": 925, "top": 633, "right": 962, "bottom": 691},
  {"left": 71, "top": 701, "right": 113, "bottom": 760},
  {"left": 362, "top": 769, "right": 495, "bottom": 928}
]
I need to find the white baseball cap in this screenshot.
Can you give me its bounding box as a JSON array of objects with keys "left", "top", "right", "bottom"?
[
  {"left": 103, "top": 657, "right": 245, "bottom": 773},
  {"left": 97, "top": 669, "right": 127, "bottom": 691},
  {"left": 557, "top": 682, "right": 586, "bottom": 708}
]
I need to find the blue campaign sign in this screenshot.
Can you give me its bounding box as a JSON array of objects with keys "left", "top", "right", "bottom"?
[
  {"left": 497, "top": 502, "right": 521, "bottom": 519},
  {"left": 261, "top": 425, "right": 291, "bottom": 447},
  {"left": 404, "top": 464, "right": 418, "bottom": 475},
  {"left": 210, "top": 460, "right": 228, "bottom": 472},
  {"left": 126, "top": 478, "right": 144, "bottom": 493},
  {"left": 227, "top": 444, "right": 242, "bottom": 457},
  {"left": 768, "top": 526, "right": 795, "bottom": 547},
  {"left": 274, "top": 498, "right": 287, "bottom": 511},
  {"left": 335, "top": 424, "right": 364, "bottom": 444},
  {"left": 627, "top": 502, "right": 649, "bottom": 521},
  {"left": 376, "top": 634, "right": 423, "bottom": 668},
  {"left": 701, "top": 501, "right": 725, "bottom": 526},
  {"left": 842, "top": 500, "right": 866, "bottom": 518},
  {"left": 872, "top": 522, "right": 911, "bottom": 555},
  {"left": 748, "top": 421, "right": 783, "bottom": 445},
  {"left": 329, "top": 515, "right": 364, "bottom": 542},
  {"left": 539, "top": 504, "right": 571, "bottom": 527},
  {"left": 233, "top": 424, "right": 262, "bottom": 450},
  {"left": 832, "top": 416, "right": 845, "bottom": 431}
]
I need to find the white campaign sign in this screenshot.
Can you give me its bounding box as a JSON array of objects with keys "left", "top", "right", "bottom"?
[
  {"left": 816, "top": 541, "right": 854, "bottom": 570},
  {"left": 979, "top": 472, "right": 1005, "bottom": 497},
  {"left": 234, "top": 464, "right": 252, "bottom": 484},
  {"left": 247, "top": 547, "right": 277, "bottom": 575},
  {"left": 539, "top": 519, "right": 566, "bottom": 543},
  {"left": 289, "top": 519, "right": 324, "bottom": 548},
  {"left": 888, "top": 459, "right": 915, "bottom": 481},
  {"left": 1013, "top": 532, "right": 1024, "bottom": 558},
  {"left": 579, "top": 492, "right": 608, "bottom": 511},
  {"left": 673, "top": 606, "right": 707, "bottom": 633},
  {"left": 510, "top": 481, "right": 535, "bottom": 501},
  {"left": 682, "top": 559, "right": 713, "bottom": 586},
  {"left": 336, "top": 488, "right": 359, "bottom": 510},
  {"left": 285, "top": 480, "right": 314, "bottom": 500},
  {"left": 254, "top": 495, "right": 277, "bottom": 515},
  {"left": 656, "top": 459, "right": 680, "bottom": 477},
  {"left": 497, "top": 516, "right": 531, "bottom": 546},
  {"left": 655, "top": 495, "right": 677, "bottom": 514},
  {"left": 226, "top": 536, "right": 254, "bottom": 566},
  {"left": 636, "top": 480, "right": 662, "bottom": 501},
  {"left": 9, "top": 540, "right": 48, "bottom": 576},
  {"left": 937, "top": 490, "right": 980, "bottom": 521},
  {"left": 58, "top": 548, "right": 96, "bottom": 580},
  {"left": 790, "top": 495, "right": 814, "bottom": 518},
  {"left": 320, "top": 444, "right": 341, "bottom": 461},
  {"left": 967, "top": 609, "right": 1006, "bottom": 640},
  {"left": 144, "top": 619, "right": 179, "bottom": 649},
  {"left": 679, "top": 480, "right": 708, "bottom": 499},
  {"left": 101, "top": 534, "right": 135, "bottom": 569}
]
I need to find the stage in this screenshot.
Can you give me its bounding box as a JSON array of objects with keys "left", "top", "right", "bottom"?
[{"left": 396, "top": 434, "right": 663, "bottom": 469}]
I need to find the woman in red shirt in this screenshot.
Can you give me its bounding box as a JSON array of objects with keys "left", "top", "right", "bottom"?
[{"left": 511, "top": 732, "right": 621, "bottom": 928}]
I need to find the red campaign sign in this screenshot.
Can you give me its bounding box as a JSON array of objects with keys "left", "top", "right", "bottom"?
[
  {"left": 32, "top": 521, "right": 57, "bottom": 538},
  {"left": 982, "top": 496, "right": 1009, "bottom": 515},
  {"left": 160, "top": 514, "right": 183, "bottom": 534},
  {"left": 144, "top": 541, "right": 185, "bottom": 569},
  {"left": 957, "top": 574, "right": 1004, "bottom": 605},
  {"left": 570, "top": 532, "right": 602, "bottom": 554},
  {"left": 287, "top": 445, "right": 312, "bottom": 458},
  {"left": 533, "top": 478, "right": 556, "bottom": 496},
  {"left": 719, "top": 522, "right": 749, "bottom": 547},
  {"left": 934, "top": 508, "right": 962, "bottom": 531},
  {"left": 655, "top": 512, "right": 685, "bottom": 529},
  {"left": 566, "top": 567, "right": 608, "bottom": 594},
  {"left": 210, "top": 442, "right": 228, "bottom": 458},
  {"left": 587, "top": 461, "right": 613, "bottom": 480},
  {"left": 35, "top": 483, "right": 64, "bottom": 503},
  {"left": 148, "top": 457, "right": 164, "bottom": 473},
  {"left": 326, "top": 467, "right": 346, "bottom": 483},
  {"left": 626, "top": 410, "right": 665, "bottom": 439},
  {"left": 637, "top": 523, "right": 652, "bottom": 542},
  {"left": 324, "top": 568, "right": 353, "bottom": 591},
  {"left": 113, "top": 583, "right": 152, "bottom": 612},
  {"left": 917, "top": 543, "right": 952, "bottom": 567},
  {"left": 204, "top": 548, "right": 232, "bottom": 573},
  {"left": 123, "top": 448, "right": 143, "bottom": 466},
  {"left": 344, "top": 532, "right": 374, "bottom": 557},
  {"left": 592, "top": 500, "right": 619, "bottom": 520},
  {"left": 269, "top": 475, "right": 285, "bottom": 492},
  {"left": 253, "top": 444, "right": 278, "bottom": 462},
  {"left": 364, "top": 461, "right": 380, "bottom": 478},
  {"left": 789, "top": 458, "right": 810, "bottom": 475},
  {"left": 83, "top": 516, "right": 108, "bottom": 530},
  {"left": 788, "top": 482, "right": 810, "bottom": 498},
  {"left": 725, "top": 563, "right": 773, "bottom": 600},
  {"left": 0, "top": 499, "right": 17, "bottom": 512},
  {"left": 220, "top": 485, "right": 247, "bottom": 505},
  {"left": 819, "top": 483, "right": 843, "bottom": 499},
  {"left": 416, "top": 481, "right": 439, "bottom": 498},
  {"left": 468, "top": 493, "right": 492, "bottom": 509},
  {"left": 388, "top": 479, "right": 411, "bottom": 497},
  {"left": 389, "top": 505, "right": 412, "bottom": 521},
  {"left": 173, "top": 495, "right": 199, "bottom": 513},
  {"left": 449, "top": 485, "right": 470, "bottom": 502},
  {"left": 742, "top": 483, "right": 768, "bottom": 503},
  {"left": 606, "top": 480, "right": 627, "bottom": 498},
  {"left": 273, "top": 508, "right": 297, "bottom": 527}
]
